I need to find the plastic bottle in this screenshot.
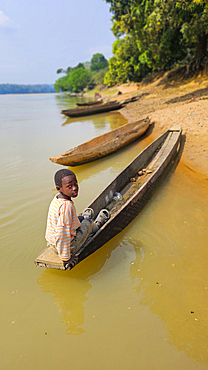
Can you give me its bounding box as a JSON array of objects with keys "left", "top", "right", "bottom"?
[{"left": 107, "top": 192, "right": 122, "bottom": 210}]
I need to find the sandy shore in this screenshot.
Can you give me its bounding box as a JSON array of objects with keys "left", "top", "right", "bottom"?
[{"left": 97, "top": 73, "right": 208, "bottom": 180}]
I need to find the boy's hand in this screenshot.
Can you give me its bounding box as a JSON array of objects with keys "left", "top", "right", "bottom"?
[{"left": 64, "top": 255, "right": 78, "bottom": 270}]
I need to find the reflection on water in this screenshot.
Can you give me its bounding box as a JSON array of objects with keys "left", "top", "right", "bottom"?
[
  {"left": 55, "top": 93, "right": 78, "bottom": 110},
  {"left": 62, "top": 111, "right": 127, "bottom": 129},
  {"left": 1, "top": 94, "right": 208, "bottom": 369},
  {"left": 37, "top": 228, "right": 124, "bottom": 336},
  {"left": 38, "top": 270, "right": 91, "bottom": 335},
  {"left": 55, "top": 93, "right": 99, "bottom": 110},
  {"left": 37, "top": 245, "right": 121, "bottom": 337}
]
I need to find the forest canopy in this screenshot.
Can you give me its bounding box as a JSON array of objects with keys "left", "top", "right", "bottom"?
[
  {"left": 104, "top": 0, "right": 208, "bottom": 86},
  {"left": 54, "top": 53, "right": 109, "bottom": 93}
]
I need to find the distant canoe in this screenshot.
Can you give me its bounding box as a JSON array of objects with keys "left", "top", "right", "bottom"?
[
  {"left": 76, "top": 100, "right": 103, "bottom": 106},
  {"left": 35, "top": 126, "right": 182, "bottom": 270},
  {"left": 50, "top": 117, "right": 150, "bottom": 166},
  {"left": 61, "top": 101, "right": 124, "bottom": 117}
]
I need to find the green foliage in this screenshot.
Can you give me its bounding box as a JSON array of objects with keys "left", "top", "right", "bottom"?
[
  {"left": 69, "top": 68, "right": 91, "bottom": 92},
  {"left": 55, "top": 53, "right": 109, "bottom": 92},
  {"left": 73, "top": 63, "right": 85, "bottom": 70},
  {"left": 104, "top": 36, "right": 150, "bottom": 86},
  {"left": 56, "top": 67, "right": 72, "bottom": 74},
  {"left": 90, "top": 53, "right": 108, "bottom": 71},
  {"left": 89, "top": 66, "right": 109, "bottom": 88},
  {"left": 54, "top": 68, "right": 91, "bottom": 92},
  {"left": 56, "top": 68, "right": 64, "bottom": 74},
  {"left": 54, "top": 75, "right": 71, "bottom": 92},
  {"left": 105, "top": 0, "right": 208, "bottom": 82}
]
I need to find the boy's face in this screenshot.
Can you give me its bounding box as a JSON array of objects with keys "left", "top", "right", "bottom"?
[{"left": 57, "top": 175, "right": 79, "bottom": 199}]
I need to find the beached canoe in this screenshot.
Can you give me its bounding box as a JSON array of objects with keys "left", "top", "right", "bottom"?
[
  {"left": 76, "top": 100, "right": 103, "bottom": 106},
  {"left": 61, "top": 101, "right": 124, "bottom": 117},
  {"left": 35, "top": 126, "right": 182, "bottom": 270},
  {"left": 49, "top": 117, "right": 150, "bottom": 166}
]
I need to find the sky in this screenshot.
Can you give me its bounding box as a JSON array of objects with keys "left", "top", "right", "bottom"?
[{"left": 0, "top": 0, "right": 116, "bottom": 84}]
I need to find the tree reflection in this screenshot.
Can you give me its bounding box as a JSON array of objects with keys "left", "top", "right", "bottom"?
[{"left": 61, "top": 111, "right": 127, "bottom": 129}]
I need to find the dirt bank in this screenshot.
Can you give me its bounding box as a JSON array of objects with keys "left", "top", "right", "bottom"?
[{"left": 99, "top": 73, "right": 208, "bottom": 179}]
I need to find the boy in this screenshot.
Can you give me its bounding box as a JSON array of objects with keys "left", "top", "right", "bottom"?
[{"left": 45, "top": 169, "right": 110, "bottom": 269}]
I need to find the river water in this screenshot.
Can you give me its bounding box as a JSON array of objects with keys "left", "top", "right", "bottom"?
[{"left": 0, "top": 94, "right": 208, "bottom": 369}]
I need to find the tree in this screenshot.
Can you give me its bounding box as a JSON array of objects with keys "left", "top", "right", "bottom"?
[
  {"left": 105, "top": 0, "right": 208, "bottom": 74},
  {"left": 54, "top": 75, "right": 72, "bottom": 92},
  {"left": 54, "top": 67, "right": 91, "bottom": 92},
  {"left": 55, "top": 53, "right": 109, "bottom": 91},
  {"left": 73, "top": 63, "right": 85, "bottom": 70},
  {"left": 68, "top": 67, "right": 91, "bottom": 92},
  {"left": 90, "top": 53, "right": 108, "bottom": 71},
  {"left": 104, "top": 36, "right": 149, "bottom": 86},
  {"left": 179, "top": 0, "right": 208, "bottom": 69},
  {"left": 56, "top": 67, "right": 72, "bottom": 74},
  {"left": 56, "top": 68, "right": 64, "bottom": 74}
]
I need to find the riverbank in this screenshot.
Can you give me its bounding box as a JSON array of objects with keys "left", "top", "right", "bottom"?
[{"left": 90, "top": 73, "right": 208, "bottom": 179}]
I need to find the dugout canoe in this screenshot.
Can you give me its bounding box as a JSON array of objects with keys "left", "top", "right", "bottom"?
[
  {"left": 35, "top": 126, "right": 182, "bottom": 270},
  {"left": 61, "top": 101, "right": 124, "bottom": 117},
  {"left": 76, "top": 100, "right": 103, "bottom": 106},
  {"left": 49, "top": 117, "right": 150, "bottom": 166}
]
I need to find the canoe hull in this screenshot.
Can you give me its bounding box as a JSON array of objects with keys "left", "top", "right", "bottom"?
[
  {"left": 76, "top": 100, "right": 103, "bottom": 106},
  {"left": 50, "top": 117, "right": 150, "bottom": 166},
  {"left": 61, "top": 102, "right": 123, "bottom": 117},
  {"left": 35, "top": 126, "right": 182, "bottom": 270},
  {"left": 78, "top": 128, "right": 181, "bottom": 261}
]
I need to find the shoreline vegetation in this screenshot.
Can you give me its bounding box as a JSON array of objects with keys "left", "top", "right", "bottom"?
[{"left": 0, "top": 84, "right": 55, "bottom": 94}]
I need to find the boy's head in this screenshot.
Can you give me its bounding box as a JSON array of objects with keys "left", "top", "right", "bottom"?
[{"left": 54, "top": 169, "right": 78, "bottom": 199}]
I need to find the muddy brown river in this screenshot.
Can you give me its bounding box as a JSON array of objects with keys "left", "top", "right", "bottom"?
[{"left": 0, "top": 94, "right": 207, "bottom": 369}]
